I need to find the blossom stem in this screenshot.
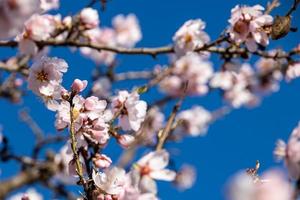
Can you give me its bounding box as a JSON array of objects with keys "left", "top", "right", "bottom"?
[{"left": 68, "top": 93, "right": 86, "bottom": 188}]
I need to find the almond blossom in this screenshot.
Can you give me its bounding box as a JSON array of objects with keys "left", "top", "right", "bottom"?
[
  {"left": 274, "top": 122, "right": 300, "bottom": 180},
  {"left": 228, "top": 4, "right": 273, "bottom": 52},
  {"left": 79, "top": 8, "right": 100, "bottom": 29},
  {"left": 93, "top": 167, "right": 126, "bottom": 195},
  {"left": 112, "top": 14, "right": 142, "bottom": 48},
  {"left": 173, "top": 19, "right": 210, "bottom": 56},
  {"left": 160, "top": 53, "right": 213, "bottom": 96},
  {"left": 134, "top": 150, "right": 176, "bottom": 194},
  {"left": 112, "top": 90, "right": 147, "bottom": 131},
  {"left": 24, "top": 14, "right": 60, "bottom": 41},
  {"left": 176, "top": 106, "right": 212, "bottom": 137},
  {"left": 28, "top": 56, "right": 68, "bottom": 99}
]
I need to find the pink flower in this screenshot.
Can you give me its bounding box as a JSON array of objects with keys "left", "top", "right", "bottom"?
[
  {"left": 28, "top": 56, "right": 68, "bottom": 98},
  {"left": 160, "top": 53, "right": 213, "bottom": 96},
  {"left": 24, "top": 14, "right": 60, "bottom": 41},
  {"left": 274, "top": 123, "right": 300, "bottom": 179},
  {"left": 80, "top": 8, "right": 100, "bottom": 29},
  {"left": 173, "top": 19, "right": 210, "bottom": 56},
  {"left": 286, "top": 62, "right": 300, "bottom": 81},
  {"left": 174, "top": 165, "right": 196, "bottom": 191},
  {"left": 112, "top": 14, "right": 142, "bottom": 48},
  {"left": 93, "top": 167, "right": 126, "bottom": 195},
  {"left": 112, "top": 91, "right": 147, "bottom": 131},
  {"left": 135, "top": 150, "right": 176, "bottom": 194},
  {"left": 93, "top": 153, "right": 112, "bottom": 169},
  {"left": 84, "top": 96, "right": 108, "bottom": 120},
  {"left": 176, "top": 106, "right": 212, "bottom": 136},
  {"left": 228, "top": 4, "right": 273, "bottom": 52},
  {"left": 71, "top": 79, "right": 88, "bottom": 93}
]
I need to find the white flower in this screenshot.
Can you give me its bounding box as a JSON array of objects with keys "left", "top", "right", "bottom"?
[
  {"left": 112, "top": 91, "right": 147, "bottom": 131},
  {"left": 135, "top": 150, "right": 176, "bottom": 194},
  {"left": 93, "top": 167, "right": 126, "bottom": 195},
  {"left": 173, "top": 19, "right": 210, "bottom": 56}
]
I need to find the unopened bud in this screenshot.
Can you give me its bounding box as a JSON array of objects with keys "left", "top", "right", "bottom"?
[{"left": 71, "top": 79, "right": 88, "bottom": 93}]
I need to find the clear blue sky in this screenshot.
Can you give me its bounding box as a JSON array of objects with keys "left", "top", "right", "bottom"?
[{"left": 0, "top": 0, "right": 300, "bottom": 199}]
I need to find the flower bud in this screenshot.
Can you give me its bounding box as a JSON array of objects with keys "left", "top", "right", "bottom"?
[{"left": 71, "top": 79, "right": 88, "bottom": 93}]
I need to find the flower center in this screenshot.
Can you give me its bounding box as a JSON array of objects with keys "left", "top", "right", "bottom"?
[
  {"left": 36, "top": 70, "right": 49, "bottom": 82},
  {"left": 140, "top": 165, "right": 151, "bottom": 176}
]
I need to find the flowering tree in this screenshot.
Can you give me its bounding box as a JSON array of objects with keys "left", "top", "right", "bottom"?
[{"left": 0, "top": 0, "right": 299, "bottom": 199}]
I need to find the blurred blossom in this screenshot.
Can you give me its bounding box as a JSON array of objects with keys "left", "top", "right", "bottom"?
[
  {"left": 92, "top": 77, "right": 112, "bottom": 98},
  {"left": 112, "top": 14, "right": 142, "bottom": 48},
  {"left": 274, "top": 122, "right": 300, "bottom": 180},
  {"left": 40, "top": 0, "right": 59, "bottom": 11},
  {"left": 210, "top": 71, "right": 234, "bottom": 90},
  {"left": 24, "top": 14, "right": 60, "bottom": 41},
  {"left": 81, "top": 28, "right": 117, "bottom": 65},
  {"left": 160, "top": 53, "right": 213, "bottom": 96},
  {"left": 176, "top": 106, "right": 212, "bottom": 137},
  {"left": 0, "top": 0, "right": 40, "bottom": 39},
  {"left": 80, "top": 8, "right": 100, "bottom": 29},
  {"left": 174, "top": 165, "right": 196, "bottom": 191},
  {"left": 286, "top": 62, "right": 300, "bottom": 81},
  {"left": 227, "top": 169, "right": 292, "bottom": 200},
  {"left": 9, "top": 188, "right": 42, "bottom": 200}
]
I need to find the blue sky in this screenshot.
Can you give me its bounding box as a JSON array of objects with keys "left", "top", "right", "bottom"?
[{"left": 0, "top": 0, "right": 300, "bottom": 199}]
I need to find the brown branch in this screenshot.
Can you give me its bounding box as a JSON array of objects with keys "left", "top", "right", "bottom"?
[
  {"left": 286, "top": 0, "right": 300, "bottom": 16},
  {"left": 155, "top": 83, "right": 187, "bottom": 151}
]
